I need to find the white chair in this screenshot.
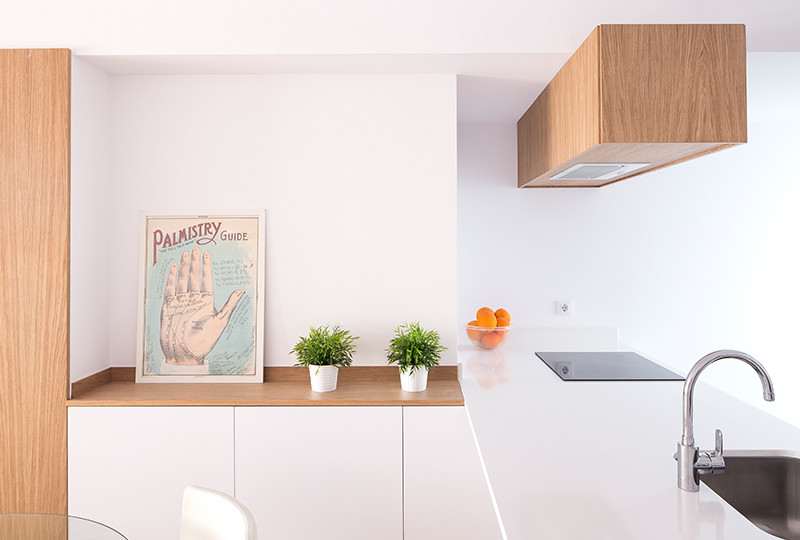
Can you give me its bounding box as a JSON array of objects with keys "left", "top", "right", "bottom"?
[{"left": 180, "top": 486, "right": 258, "bottom": 540}]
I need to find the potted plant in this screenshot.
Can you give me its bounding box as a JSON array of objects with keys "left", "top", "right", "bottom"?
[
  {"left": 386, "top": 321, "right": 447, "bottom": 392},
  {"left": 290, "top": 325, "right": 358, "bottom": 392}
]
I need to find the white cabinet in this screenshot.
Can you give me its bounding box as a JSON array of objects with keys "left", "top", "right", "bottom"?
[
  {"left": 68, "top": 407, "right": 234, "bottom": 540},
  {"left": 403, "top": 406, "right": 503, "bottom": 540},
  {"left": 234, "top": 406, "right": 403, "bottom": 540},
  {"left": 68, "top": 404, "right": 498, "bottom": 540}
]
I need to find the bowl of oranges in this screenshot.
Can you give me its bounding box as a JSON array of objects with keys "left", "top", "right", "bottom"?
[{"left": 466, "top": 307, "right": 512, "bottom": 350}]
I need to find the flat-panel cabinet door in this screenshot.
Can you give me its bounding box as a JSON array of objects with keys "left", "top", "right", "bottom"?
[
  {"left": 403, "top": 406, "right": 503, "bottom": 540},
  {"left": 235, "top": 406, "right": 402, "bottom": 540},
  {"left": 68, "top": 407, "right": 234, "bottom": 540}
]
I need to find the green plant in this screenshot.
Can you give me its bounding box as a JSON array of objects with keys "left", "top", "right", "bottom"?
[
  {"left": 291, "top": 325, "right": 358, "bottom": 368},
  {"left": 386, "top": 322, "right": 446, "bottom": 373}
]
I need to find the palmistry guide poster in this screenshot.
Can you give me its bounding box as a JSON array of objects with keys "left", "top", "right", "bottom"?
[{"left": 136, "top": 212, "right": 265, "bottom": 383}]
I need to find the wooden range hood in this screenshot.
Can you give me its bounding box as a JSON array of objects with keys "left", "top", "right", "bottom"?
[{"left": 517, "top": 24, "right": 747, "bottom": 188}]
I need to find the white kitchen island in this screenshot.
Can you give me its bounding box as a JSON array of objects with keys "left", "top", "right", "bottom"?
[{"left": 460, "top": 328, "right": 800, "bottom": 540}]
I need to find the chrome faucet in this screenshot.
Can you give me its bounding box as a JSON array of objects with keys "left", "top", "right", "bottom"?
[{"left": 677, "top": 350, "right": 775, "bottom": 492}]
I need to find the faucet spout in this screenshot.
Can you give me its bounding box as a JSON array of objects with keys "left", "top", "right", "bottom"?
[
  {"left": 677, "top": 350, "right": 775, "bottom": 492},
  {"left": 681, "top": 350, "right": 775, "bottom": 447}
]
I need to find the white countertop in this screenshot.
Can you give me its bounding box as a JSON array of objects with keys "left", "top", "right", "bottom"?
[{"left": 459, "top": 328, "right": 800, "bottom": 540}]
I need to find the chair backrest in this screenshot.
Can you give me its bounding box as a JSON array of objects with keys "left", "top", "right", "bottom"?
[{"left": 180, "top": 486, "right": 258, "bottom": 540}]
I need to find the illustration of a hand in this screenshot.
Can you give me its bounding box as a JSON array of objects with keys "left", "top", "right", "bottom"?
[{"left": 161, "top": 246, "right": 245, "bottom": 365}]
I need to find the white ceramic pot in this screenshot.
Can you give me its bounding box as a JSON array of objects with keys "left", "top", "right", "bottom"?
[
  {"left": 400, "top": 367, "right": 429, "bottom": 392},
  {"left": 309, "top": 365, "right": 339, "bottom": 392}
]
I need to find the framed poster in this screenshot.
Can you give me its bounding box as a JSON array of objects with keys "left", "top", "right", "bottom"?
[{"left": 135, "top": 211, "right": 265, "bottom": 383}]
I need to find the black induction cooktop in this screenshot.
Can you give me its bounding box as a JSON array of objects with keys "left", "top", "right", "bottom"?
[{"left": 535, "top": 351, "right": 684, "bottom": 381}]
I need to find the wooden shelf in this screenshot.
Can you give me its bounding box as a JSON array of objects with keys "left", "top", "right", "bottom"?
[{"left": 67, "top": 366, "right": 464, "bottom": 407}]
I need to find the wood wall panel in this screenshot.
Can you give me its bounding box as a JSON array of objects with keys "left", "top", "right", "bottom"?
[{"left": 0, "top": 49, "right": 70, "bottom": 513}]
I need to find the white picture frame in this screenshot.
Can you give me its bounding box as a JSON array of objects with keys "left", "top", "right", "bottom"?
[{"left": 135, "top": 210, "right": 265, "bottom": 383}]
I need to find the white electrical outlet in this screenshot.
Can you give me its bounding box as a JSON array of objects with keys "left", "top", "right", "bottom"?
[{"left": 555, "top": 300, "right": 574, "bottom": 316}]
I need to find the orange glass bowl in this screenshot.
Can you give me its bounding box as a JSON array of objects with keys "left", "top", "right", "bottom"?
[{"left": 466, "top": 323, "right": 512, "bottom": 350}]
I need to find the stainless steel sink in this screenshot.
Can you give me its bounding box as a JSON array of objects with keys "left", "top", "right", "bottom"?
[{"left": 700, "top": 451, "right": 800, "bottom": 539}]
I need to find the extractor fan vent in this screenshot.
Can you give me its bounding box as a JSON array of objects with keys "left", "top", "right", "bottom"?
[{"left": 550, "top": 163, "right": 650, "bottom": 181}]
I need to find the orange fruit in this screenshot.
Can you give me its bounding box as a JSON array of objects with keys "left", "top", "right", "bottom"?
[
  {"left": 494, "top": 308, "right": 511, "bottom": 323},
  {"left": 481, "top": 331, "right": 504, "bottom": 349},
  {"left": 476, "top": 306, "right": 494, "bottom": 319},
  {"left": 496, "top": 316, "right": 510, "bottom": 327},
  {"left": 494, "top": 328, "right": 509, "bottom": 341},
  {"left": 476, "top": 307, "right": 497, "bottom": 328},
  {"left": 466, "top": 320, "right": 482, "bottom": 342}
]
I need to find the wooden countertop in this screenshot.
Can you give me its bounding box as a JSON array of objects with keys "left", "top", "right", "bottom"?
[{"left": 67, "top": 366, "right": 464, "bottom": 407}]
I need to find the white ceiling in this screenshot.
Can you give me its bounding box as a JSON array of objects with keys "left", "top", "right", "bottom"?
[
  {"left": 6, "top": 0, "right": 798, "bottom": 122},
  {"left": 5, "top": 0, "right": 798, "bottom": 54}
]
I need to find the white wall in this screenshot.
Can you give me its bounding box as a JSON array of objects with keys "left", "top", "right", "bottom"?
[
  {"left": 458, "top": 53, "right": 800, "bottom": 427},
  {"left": 71, "top": 57, "right": 112, "bottom": 383},
  {"left": 92, "top": 73, "right": 457, "bottom": 368}
]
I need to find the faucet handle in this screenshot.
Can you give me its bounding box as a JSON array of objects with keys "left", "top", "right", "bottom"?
[{"left": 696, "top": 429, "right": 726, "bottom": 476}]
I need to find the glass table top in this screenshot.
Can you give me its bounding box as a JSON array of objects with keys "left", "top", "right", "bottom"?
[{"left": 0, "top": 513, "right": 127, "bottom": 539}]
